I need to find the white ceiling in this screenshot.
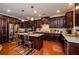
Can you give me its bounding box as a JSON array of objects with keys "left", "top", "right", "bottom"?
[{"left": 0, "top": 3, "right": 74, "bottom": 20}]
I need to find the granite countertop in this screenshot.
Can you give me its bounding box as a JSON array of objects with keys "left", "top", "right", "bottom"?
[
  {"left": 16, "top": 32, "right": 79, "bottom": 43},
  {"left": 16, "top": 33, "right": 28, "bottom": 35},
  {"left": 36, "top": 32, "right": 79, "bottom": 43},
  {"left": 62, "top": 34, "right": 79, "bottom": 43},
  {"left": 37, "top": 31, "right": 79, "bottom": 43},
  {"left": 35, "top": 31, "right": 61, "bottom": 34},
  {"left": 28, "top": 33, "right": 44, "bottom": 37},
  {"left": 16, "top": 33, "right": 44, "bottom": 37}
]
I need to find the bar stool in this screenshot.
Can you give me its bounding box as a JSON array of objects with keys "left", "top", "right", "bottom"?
[
  {"left": 18, "top": 35, "right": 25, "bottom": 45},
  {"left": 18, "top": 35, "right": 33, "bottom": 48},
  {"left": 23, "top": 35, "right": 33, "bottom": 48}
]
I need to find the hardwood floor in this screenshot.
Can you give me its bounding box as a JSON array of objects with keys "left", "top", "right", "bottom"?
[
  {"left": 0, "top": 41, "right": 30, "bottom": 55},
  {"left": 0, "top": 40, "right": 64, "bottom": 55},
  {"left": 32, "top": 40, "right": 64, "bottom": 55}
]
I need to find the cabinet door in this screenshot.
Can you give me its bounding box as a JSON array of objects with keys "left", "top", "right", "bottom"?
[
  {"left": 42, "top": 18, "right": 49, "bottom": 24},
  {"left": 75, "top": 14, "right": 79, "bottom": 26},
  {"left": 69, "top": 42, "right": 79, "bottom": 55},
  {"left": 49, "top": 19, "right": 54, "bottom": 28},
  {"left": 2, "top": 17, "right": 8, "bottom": 42},
  {"left": 49, "top": 16, "right": 66, "bottom": 28},
  {"left": 75, "top": 3, "right": 79, "bottom": 26},
  {"left": 66, "top": 11, "right": 73, "bottom": 28},
  {"left": 0, "top": 16, "right": 3, "bottom": 43},
  {"left": 58, "top": 17, "right": 66, "bottom": 28},
  {"left": 35, "top": 20, "right": 42, "bottom": 28}
]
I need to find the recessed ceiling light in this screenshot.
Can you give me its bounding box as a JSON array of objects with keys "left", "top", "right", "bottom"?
[
  {"left": 31, "top": 17, "right": 34, "bottom": 21},
  {"left": 34, "top": 10, "right": 37, "bottom": 14},
  {"left": 56, "top": 10, "right": 60, "bottom": 13},
  {"left": 76, "top": 6, "right": 79, "bottom": 10},
  {"left": 39, "top": 14, "right": 41, "bottom": 17},
  {"left": 7, "top": 9, "right": 11, "bottom": 12},
  {"left": 21, "top": 19, "right": 25, "bottom": 22}
]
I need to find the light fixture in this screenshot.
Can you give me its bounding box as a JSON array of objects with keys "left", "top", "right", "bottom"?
[
  {"left": 7, "top": 9, "right": 11, "bottom": 12},
  {"left": 76, "top": 6, "right": 79, "bottom": 10},
  {"left": 31, "top": 5, "right": 34, "bottom": 8},
  {"left": 31, "top": 17, "right": 34, "bottom": 21},
  {"left": 21, "top": 19, "right": 25, "bottom": 22},
  {"left": 39, "top": 14, "right": 41, "bottom": 17},
  {"left": 56, "top": 10, "right": 60, "bottom": 13},
  {"left": 34, "top": 10, "right": 37, "bottom": 14},
  {"left": 21, "top": 9, "right": 25, "bottom": 22}
]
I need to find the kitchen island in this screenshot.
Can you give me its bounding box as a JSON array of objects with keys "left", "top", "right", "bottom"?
[{"left": 16, "top": 33, "right": 44, "bottom": 50}]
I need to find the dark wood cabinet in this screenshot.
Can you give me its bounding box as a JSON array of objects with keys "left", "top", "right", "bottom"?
[
  {"left": 2, "top": 17, "right": 8, "bottom": 42},
  {"left": 75, "top": 14, "right": 79, "bottom": 26},
  {"left": 21, "top": 11, "right": 73, "bottom": 29},
  {"left": 61, "top": 34, "right": 79, "bottom": 55},
  {"left": 0, "top": 14, "right": 21, "bottom": 43},
  {"left": 35, "top": 20, "right": 42, "bottom": 28},
  {"left": 49, "top": 16, "right": 66, "bottom": 28},
  {"left": 34, "top": 16, "right": 66, "bottom": 29},
  {"left": 22, "top": 20, "right": 42, "bottom": 30},
  {"left": 61, "top": 36, "right": 67, "bottom": 55},
  {"left": 0, "top": 15, "right": 3, "bottom": 43},
  {"left": 63, "top": 42, "right": 67, "bottom": 55},
  {"left": 29, "top": 35, "right": 43, "bottom": 50},
  {"left": 68, "top": 42, "right": 79, "bottom": 55},
  {"left": 21, "top": 21, "right": 33, "bottom": 28},
  {"left": 75, "top": 3, "right": 79, "bottom": 26},
  {"left": 66, "top": 11, "right": 73, "bottom": 28},
  {"left": 41, "top": 17, "right": 49, "bottom": 24},
  {"left": 0, "top": 16, "right": 8, "bottom": 43}
]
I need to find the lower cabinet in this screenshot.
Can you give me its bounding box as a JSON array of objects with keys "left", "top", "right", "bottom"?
[
  {"left": 45, "top": 33, "right": 62, "bottom": 41},
  {"left": 61, "top": 36, "right": 68, "bottom": 55},
  {"left": 63, "top": 41, "right": 79, "bottom": 55},
  {"left": 64, "top": 43, "right": 67, "bottom": 55},
  {"left": 29, "top": 36, "right": 43, "bottom": 50},
  {"left": 68, "top": 42, "right": 79, "bottom": 55},
  {"left": 62, "top": 41, "right": 67, "bottom": 55}
]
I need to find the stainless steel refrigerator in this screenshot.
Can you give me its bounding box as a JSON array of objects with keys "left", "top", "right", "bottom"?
[{"left": 8, "top": 23, "right": 19, "bottom": 42}]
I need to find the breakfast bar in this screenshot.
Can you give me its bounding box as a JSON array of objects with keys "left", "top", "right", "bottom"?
[{"left": 16, "top": 33, "right": 44, "bottom": 50}]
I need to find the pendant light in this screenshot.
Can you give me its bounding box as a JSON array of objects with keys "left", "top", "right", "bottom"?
[
  {"left": 21, "top": 10, "right": 25, "bottom": 22},
  {"left": 30, "top": 5, "right": 35, "bottom": 21}
]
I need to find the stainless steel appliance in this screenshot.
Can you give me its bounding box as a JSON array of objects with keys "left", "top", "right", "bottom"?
[{"left": 8, "top": 24, "right": 19, "bottom": 42}]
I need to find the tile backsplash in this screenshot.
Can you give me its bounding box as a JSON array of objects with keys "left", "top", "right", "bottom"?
[{"left": 36, "top": 27, "right": 67, "bottom": 34}]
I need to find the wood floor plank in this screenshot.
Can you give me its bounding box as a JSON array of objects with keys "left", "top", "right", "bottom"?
[{"left": 0, "top": 40, "right": 64, "bottom": 55}]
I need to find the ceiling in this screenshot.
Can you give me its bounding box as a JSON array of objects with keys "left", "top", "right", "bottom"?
[{"left": 0, "top": 3, "right": 74, "bottom": 20}]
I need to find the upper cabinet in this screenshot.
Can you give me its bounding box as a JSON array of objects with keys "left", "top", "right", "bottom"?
[
  {"left": 21, "top": 21, "right": 32, "bottom": 28},
  {"left": 66, "top": 11, "right": 73, "bottom": 28},
  {"left": 49, "top": 16, "right": 66, "bottom": 28},
  {"left": 75, "top": 3, "right": 79, "bottom": 26},
  {"left": 21, "top": 11, "right": 73, "bottom": 29},
  {"left": 41, "top": 17, "right": 49, "bottom": 24}
]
